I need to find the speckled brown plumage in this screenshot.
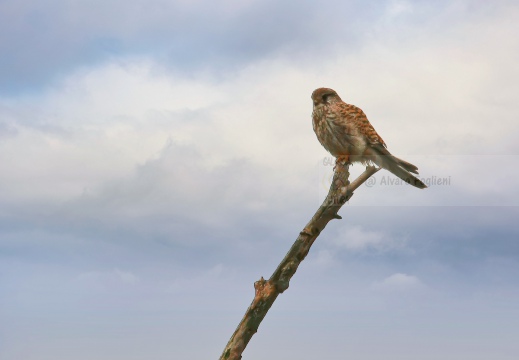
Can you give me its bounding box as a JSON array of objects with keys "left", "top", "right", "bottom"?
[{"left": 312, "top": 87, "right": 426, "bottom": 189}]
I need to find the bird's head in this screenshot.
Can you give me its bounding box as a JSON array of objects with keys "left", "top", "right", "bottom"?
[{"left": 311, "top": 87, "right": 341, "bottom": 106}]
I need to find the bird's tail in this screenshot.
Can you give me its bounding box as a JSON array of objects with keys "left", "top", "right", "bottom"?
[{"left": 365, "top": 146, "right": 427, "bottom": 189}]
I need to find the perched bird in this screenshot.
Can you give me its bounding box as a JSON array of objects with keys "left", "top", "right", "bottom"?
[{"left": 312, "top": 87, "right": 427, "bottom": 189}]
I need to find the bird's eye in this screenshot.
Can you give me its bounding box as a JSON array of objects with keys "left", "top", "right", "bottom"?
[{"left": 322, "top": 94, "right": 330, "bottom": 102}]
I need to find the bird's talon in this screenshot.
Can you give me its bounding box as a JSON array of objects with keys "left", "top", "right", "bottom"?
[{"left": 333, "top": 155, "right": 350, "bottom": 170}]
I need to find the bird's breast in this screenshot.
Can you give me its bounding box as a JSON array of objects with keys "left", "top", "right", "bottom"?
[{"left": 312, "top": 105, "right": 368, "bottom": 158}]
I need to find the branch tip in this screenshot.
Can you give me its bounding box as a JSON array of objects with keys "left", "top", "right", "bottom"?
[{"left": 254, "top": 277, "right": 266, "bottom": 290}]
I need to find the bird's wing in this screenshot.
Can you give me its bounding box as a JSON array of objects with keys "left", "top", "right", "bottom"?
[{"left": 336, "top": 102, "right": 386, "bottom": 148}]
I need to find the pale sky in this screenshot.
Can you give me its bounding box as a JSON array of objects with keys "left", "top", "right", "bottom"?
[{"left": 1, "top": 1, "right": 519, "bottom": 359}]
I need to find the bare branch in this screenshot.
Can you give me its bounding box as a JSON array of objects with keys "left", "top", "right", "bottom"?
[{"left": 219, "top": 162, "right": 380, "bottom": 360}]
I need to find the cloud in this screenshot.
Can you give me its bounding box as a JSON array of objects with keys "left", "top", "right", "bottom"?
[
  {"left": 327, "top": 225, "right": 406, "bottom": 252},
  {"left": 2, "top": 3, "right": 519, "bottom": 359},
  {"left": 77, "top": 268, "right": 140, "bottom": 285},
  {"left": 372, "top": 272, "right": 424, "bottom": 291},
  {"left": 304, "top": 249, "right": 336, "bottom": 270},
  {"left": 165, "top": 263, "right": 226, "bottom": 293},
  {"left": 2, "top": 4, "right": 519, "bottom": 262},
  {"left": 7, "top": 0, "right": 515, "bottom": 94},
  {"left": 0, "top": 0, "right": 375, "bottom": 93},
  {"left": 387, "top": 0, "right": 414, "bottom": 17}
]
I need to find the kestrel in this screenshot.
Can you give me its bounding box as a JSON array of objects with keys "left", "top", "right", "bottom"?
[{"left": 312, "top": 87, "right": 427, "bottom": 189}]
